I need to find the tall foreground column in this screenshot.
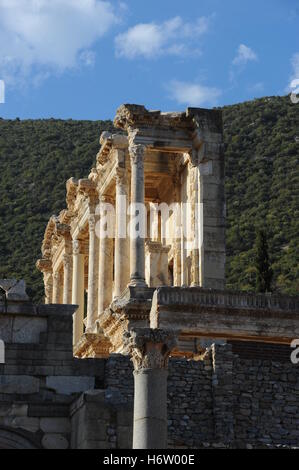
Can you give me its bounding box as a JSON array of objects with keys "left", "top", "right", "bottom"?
[
  {"left": 72, "top": 240, "right": 85, "bottom": 345},
  {"left": 114, "top": 169, "right": 130, "bottom": 298},
  {"left": 124, "top": 328, "right": 177, "bottom": 449},
  {"left": 129, "top": 144, "right": 146, "bottom": 287}
]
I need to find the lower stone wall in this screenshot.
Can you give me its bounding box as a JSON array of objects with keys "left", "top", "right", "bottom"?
[
  {"left": 0, "top": 301, "right": 298, "bottom": 449},
  {"left": 70, "top": 390, "right": 133, "bottom": 449},
  {"left": 102, "top": 345, "right": 299, "bottom": 449},
  {"left": 0, "top": 303, "right": 105, "bottom": 449}
]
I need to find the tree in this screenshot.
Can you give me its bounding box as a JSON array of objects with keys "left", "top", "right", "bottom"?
[{"left": 254, "top": 229, "right": 273, "bottom": 293}]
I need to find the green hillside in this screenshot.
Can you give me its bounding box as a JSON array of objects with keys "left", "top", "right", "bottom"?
[{"left": 0, "top": 95, "right": 298, "bottom": 301}]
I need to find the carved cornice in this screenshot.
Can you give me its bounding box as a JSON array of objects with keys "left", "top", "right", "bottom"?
[
  {"left": 114, "top": 104, "right": 191, "bottom": 131},
  {"left": 36, "top": 258, "right": 52, "bottom": 273},
  {"left": 123, "top": 328, "right": 177, "bottom": 371},
  {"left": 145, "top": 241, "right": 171, "bottom": 254},
  {"left": 73, "top": 333, "right": 111, "bottom": 359},
  {"left": 56, "top": 223, "right": 71, "bottom": 239},
  {"left": 66, "top": 178, "right": 79, "bottom": 212},
  {"left": 97, "top": 132, "right": 128, "bottom": 166},
  {"left": 78, "top": 179, "right": 99, "bottom": 209}
]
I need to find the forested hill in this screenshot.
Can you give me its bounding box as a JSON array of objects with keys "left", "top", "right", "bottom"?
[{"left": 0, "top": 95, "right": 298, "bottom": 301}]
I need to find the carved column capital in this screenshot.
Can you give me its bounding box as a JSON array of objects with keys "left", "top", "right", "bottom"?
[
  {"left": 124, "top": 328, "right": 177, "bottom": 371},
  {"left": 63, "top": 253, "right": 72, "bottom": 270},
  {"left": 72, "top": 239, "right": 81, "bottom": 255},
  {"left": 89, "top": 214, "right": 96, "bottom": 232},
  {"left": 115, "top": 167, "right": 128, "bottom": 189},
  {"left": 129, "top": 144, "right": 146, "bottom": 166},
  {"left": 53, "top": 271, "right": 61, "bottom": 282},
  {"left": 99, "top": 194, "right": 114, "bottom": 205}
]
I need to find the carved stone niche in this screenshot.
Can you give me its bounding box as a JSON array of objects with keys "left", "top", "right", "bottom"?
[{"left": 145, "top": 241, "right": 171, "bottom": 288}]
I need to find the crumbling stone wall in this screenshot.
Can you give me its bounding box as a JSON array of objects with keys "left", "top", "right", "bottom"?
[
  {"left": 0, "top": 302, "right": 105, "bottom": 449},
  {"left": 103, "top": 346, "right": 299, "bottom": 449},
  {"left": 0, "top": 300, "right": 298, "bottom": 449}
]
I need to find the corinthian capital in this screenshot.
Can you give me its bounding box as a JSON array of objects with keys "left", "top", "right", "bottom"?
[
  {"left": 72, "top": 239, "right": 80, "bottom": 255},
  {"left": 115, "top": 167, "right": 128, "bottom": 188},
  {"left": 123, "top": 328, "right": 177, "bottom": 371},
  {"left": 63, "top": 254, "right": 72, "bottom": 270},
  {"left": 89, "top": 214, "right": 96, "bottom": 232},
  {"left": 129, "top": 144, "right": 146, "bottom": 166}
]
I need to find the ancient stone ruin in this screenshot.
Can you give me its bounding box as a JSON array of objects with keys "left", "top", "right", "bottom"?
[{"left": 0, "top": 104, "right": 298, "bottom": 449}]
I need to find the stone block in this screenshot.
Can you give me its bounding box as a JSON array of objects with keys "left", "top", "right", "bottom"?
[
  {"left": 46, "top": 376, "right": 95, "bottom": 395},
  {"left": 117, "top": 425, "right": 133, "bottom": 449},
  {"left": 0, "top": 416, "right": 40, "bottom": 433},
  {"left": 12, "top": 317, "right": 47, "bottom": 344},
  {"left": 0, "top": 316, "right": 13, "bottom": 342},
  {"left": 40, "top": 417, "right": 71, "bottom": 433},
  {"left": 0, "top": 375, "right": 40, "bottom": 394},
  {"left": 42, "top": 434, "right": 69, "bottom": 449}
]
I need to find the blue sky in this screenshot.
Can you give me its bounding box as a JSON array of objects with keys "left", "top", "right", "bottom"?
[{"left": 0, "top": 0, "right": 298, "bottom": 120}]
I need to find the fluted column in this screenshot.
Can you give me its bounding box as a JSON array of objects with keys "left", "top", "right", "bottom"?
[
  {"left": 98, "top": 196, "right": 114, "bottom": 314},
  {"left": 114, "top": 169, "right": 130, "bottom": 298},
  {"left": 124, "top": 328, "right": 177, "bottom": 449},
  {"left": 129, "top": 144, "right": 147, "bottom": 287},
  {"left": 72, "top": 239, "right": 85, "bottom": 345},
  {"left": 87, "top": 214, "right": 97, "bottom": 329},
  {"left": 63, "top": 254, "right": 72, "bottom": 304}
]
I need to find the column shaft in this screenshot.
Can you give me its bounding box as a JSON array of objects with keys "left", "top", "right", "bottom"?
[
  {"left": 98, "top": 228, "right": 113, "bottom": 314},
  {"left": 87, "top": 215, "right": 97, "bottom": 329},
  {"left": 52, "top": 270, "right": 61, "bottom": 304},
  {"left": 133, "top": 368, "right": 168, "bottom": 449},
  {"left": 114, "top": 170, "right": 129, "bottom": 298},
  {"left": 125, "top": 328, "right": 176, "bottom": 450},
  {"left": 129, "top": 144, "right": 146, "bottom": 286},
  {"left": 63, "top": 254, "right": 72, "bottom": 304},
  {"left": 72, "top": 240, "right": 85, "bottom": 345}
]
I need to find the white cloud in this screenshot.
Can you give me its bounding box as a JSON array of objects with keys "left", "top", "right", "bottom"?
[
  {"left": 115, "top": 16, "right": 211, "bottom": 59},
  {"left": 232, "top": 44, "right": 258, "bottom": 66},
  {"left": 0, "top": 0, "right": 119, "bottom": 86},
  {"left": 168, "top": 80, "right": 222, "bottom": 107},
  {"left": 290, "top": 53, "right": 299, "bottom": 83}
]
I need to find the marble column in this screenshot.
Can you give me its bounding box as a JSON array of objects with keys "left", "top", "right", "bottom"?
[
  {"left": 124, "top": 328, "right": 177, "bottom": 449},
  {"left": 86, "top": 214, "right": 97, "bottom": 329},
  {"left": 191, "top": 164, "right": 200, "bottom": 286},
  {"left": 114, "top": 169, "right": 130, "bottom": 298},
  {"left": 62, "top": 254, "right": 72, "bottom": 304},
  {"left": 173, "top": 174, "right": 182, "bottom": 286},
  {"left": 44, "top": 270, "right": 53, "bottom": 305},
  {"left": 129, "top": 144, "right": 147, "bottom": 287},
  {"left": 98, "top": 197, "right": 114, "bottom": 314},
  {"left": 52, "top": 270, "right": 62, "bottom": 304},
  {"left": 72, "top": 239, "right": 85, "bottom": 345}
]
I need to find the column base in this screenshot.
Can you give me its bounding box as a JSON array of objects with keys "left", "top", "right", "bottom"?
[{"left": 129, "top": 277, "right": 148, "bottom": 288}]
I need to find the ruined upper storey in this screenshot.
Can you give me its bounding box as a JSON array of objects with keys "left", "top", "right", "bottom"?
[{"left": 37, "top": 104, "right": 226, "bottom": 355}]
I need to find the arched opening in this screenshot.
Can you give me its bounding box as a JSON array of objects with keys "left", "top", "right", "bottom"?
[{"left": 0, "top": 427, "right": 39, "bottom": 449}]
